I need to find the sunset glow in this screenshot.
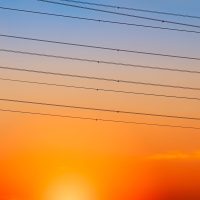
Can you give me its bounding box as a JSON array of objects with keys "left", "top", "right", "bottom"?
[{"left": 1, "top": 0, "right": 200, "bottom": 199}]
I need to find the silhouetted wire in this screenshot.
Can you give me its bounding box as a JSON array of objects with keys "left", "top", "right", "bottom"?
[
  {"left": 1, "top": 34, "right": 200, "bottom": 61},
  {"left": 0, "top": 65, "right": 200, "bottom": 91},
  {"left": 0, "top": 108, "right": 199, "bottom": 130},
  {"left": 1, "top": 77, "right": 200, "bottom": 101},
  {"left": 0, "top": 98, "right": 200, "bottom": 121},
  {"left": 58, "top": 0, "right": 200, "bottom": 20},
  {"left": 1, "top": 6, "right": 200, "bottom": 34},
  {"left": 1, "top": 49, "right": 200, "bottom": 74},
  {"left": 38, "top": 0, "right": 200, "bottom": 29}
]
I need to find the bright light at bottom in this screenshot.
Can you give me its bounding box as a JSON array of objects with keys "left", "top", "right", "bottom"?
[{"left": 43, "top": 175, "right": 97, "bottom": 200}]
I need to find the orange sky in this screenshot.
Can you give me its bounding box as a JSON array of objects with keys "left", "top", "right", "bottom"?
[
  {"left": 1, "top": 113, "right": 200, "bottom": 199},
  {"left": 1, "top": 0, "right": 200, "bottom": 199}
]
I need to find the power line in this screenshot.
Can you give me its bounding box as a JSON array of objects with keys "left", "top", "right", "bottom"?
[
  {"left": 1, "top": 77, "right": 200, "bottom": 101},
  {"left": 0, "top": 98, "right": 200, "bottom": 121},
  {"left": 1, "top": 34, "right": 200, "bottom": 61},
  {"left": 1, "top": 49, "right": 200, "bottom": 74},
  {"left": 0, "top": 65, "right": 200, "bottom": 91},
  {"left": 58, "top": 0, "right": 200, "bottom": 20},
  {"left": 1, "top": 108, "right": 200, "bottom": 130},
  {"left": 1, "top": 6, "right": 200, "bottom": 35},
  {"left": 38, "top": 0, "right": 200, "bottom": 29},
  {"left": 1, "top": 108, "right": 199, "bottom": 130}
]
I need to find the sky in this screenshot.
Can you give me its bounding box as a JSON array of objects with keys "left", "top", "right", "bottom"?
[{"left": 0, "top": 0, "right": 200, "bottom": 199}]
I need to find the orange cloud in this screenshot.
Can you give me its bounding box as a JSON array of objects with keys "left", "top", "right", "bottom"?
[{"left": 148, "top": 151, "right": 200, "bottom": 160}]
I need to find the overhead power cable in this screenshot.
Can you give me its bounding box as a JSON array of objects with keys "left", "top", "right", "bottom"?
[
  {"left": 0, "top": 65, "right": 200, "bottom": 91},
  {"left": 0, "top": 98, "right": 200, "bottom": 121},
  {"left": 0, "top": 108, "right": 199, "bottom": 130},
  {"left": 1, "top": 49, "right": 200, "bottom": 74},
  {"left": 58, "top": 0, "right": 200, "bottom": 20},
  {"left": 0, "top": 6, "right": 200, "bottom": 34},
  {"left": 1, "top": 77, "right": 200, "bottom": 101},
  {"left": 1, "top": 34, "right": 200, "bottom": 61},
  {"left": 38, "top": 0, "right": 200, "bottom": 29}
]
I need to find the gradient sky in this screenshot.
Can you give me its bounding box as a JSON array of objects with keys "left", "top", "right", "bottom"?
[{"left": 0, "top": 0, "right": 200, "bottom": 200}]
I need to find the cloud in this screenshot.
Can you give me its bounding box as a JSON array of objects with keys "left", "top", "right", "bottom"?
[{"left": 148, "top": 151, "right": 200, "bottom": 160}]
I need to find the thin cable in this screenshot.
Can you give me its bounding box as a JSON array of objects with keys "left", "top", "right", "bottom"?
[
  {"left": 1, "top": 49, "right": 200, "bottom": 74},
  {"left": 38, "top": 0, "right": 200, "bottom": 29},
  {"left": 1, "top": 108, "right": 199, "bottom": 130},
  {"left": 0, "top": 98, "right": 200, "bottom": 121},
  {"left": 1, "top": 77, "right": 200, "bottom": 101},
  {"left": 0, "top": 65, "right": 200, "bottom": 91},
  {"left": 58, "top": 0, "right": 200, "bottom": 20},
  {"left": 1, "top": 34, "right": 200, "bottom": 61},
  {"left": 1, "top": 6, "right": 200, "bottom": 34}
]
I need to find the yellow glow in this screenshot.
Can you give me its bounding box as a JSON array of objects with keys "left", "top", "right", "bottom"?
[{"left": 43, "top": 175, "right": 97, "bottom": 200}]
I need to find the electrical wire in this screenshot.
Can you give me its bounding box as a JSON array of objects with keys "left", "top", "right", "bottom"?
[
  {"left": 1, "top": 34, "right": 200, "bottom": 61},
  {"left": 38, "top": 0, "right": 200, "bottom": 29},
  {"left": 0, "top": 65, "right": 200, "bottom": 91},
  {"left": 0, "top": 98, "right": 200, "bottom": 121},
  {"left": 1, "top": 49, "right": 200, "bottom": 74},
  {"left": 58, "top": 0, "right": 200, "bottom": 20},
  {"left": 1, "top": 6, "right": 200, "bottom": 34},
  {"left": 0, "top": 108, "right": 199, "bottom": 130},
  {"left": 1, "top": 77, "right": 200, "bottom": 101}
]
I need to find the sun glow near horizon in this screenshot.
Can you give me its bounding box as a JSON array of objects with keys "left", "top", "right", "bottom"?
[{"left": 43, "top": 175, "right": 98, "bottom": 200}]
